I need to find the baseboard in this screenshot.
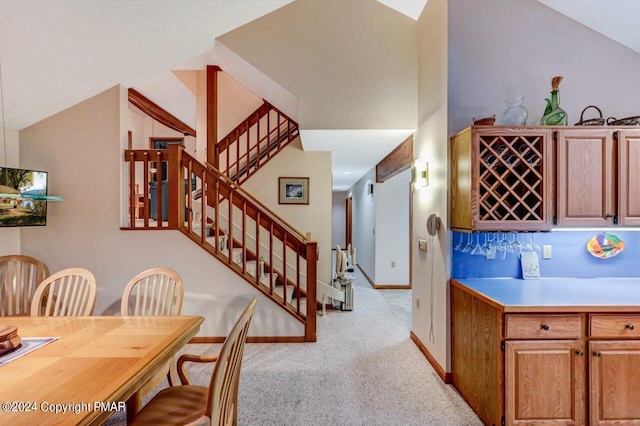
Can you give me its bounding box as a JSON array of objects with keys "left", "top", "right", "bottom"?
[
  {"left": 356, "top": 264, "right": 410, "bottom": 289},
  {"left": 410, "top": 331, "right": 452, "bottom": 384},
  {"left": 374, "top": 284, "right": 411, "bottom": 290},
  {"left": 190, "top": 336, "right": 306, "bottom": 344}
]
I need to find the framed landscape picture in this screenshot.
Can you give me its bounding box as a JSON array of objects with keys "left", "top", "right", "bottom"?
[{"left": 279, "top": 177, "right": 309, "bottom": 205}]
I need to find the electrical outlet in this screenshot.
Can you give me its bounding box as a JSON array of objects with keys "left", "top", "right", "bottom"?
[
  {"left": 543, "top": 245, "right": 552, "bottom": 259},
  {"left": 391, "top": 261, "right": 396, "bottom": 268},
  {"left": 415, "top": 296, "right": 420, "bottom": 309}
]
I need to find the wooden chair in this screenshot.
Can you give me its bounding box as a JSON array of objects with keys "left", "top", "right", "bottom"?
[
  {"left": 30, "top": 267, "right": 97, "bottom": 317},
  {"left": 122, "top": 267, "right": 184, "bottom": 418},
  {"left": 128, "top": 297, "right": 257, "bottom": 426},
  {"left": 121, "top": 267, "right": 183, "bottom": 316},
  {"left": 0, "top": 255, "right": 49, "bottom": 316}
]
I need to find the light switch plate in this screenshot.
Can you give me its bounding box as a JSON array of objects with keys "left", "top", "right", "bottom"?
[
  {"left": 418, "top": 239, "right": 428, "bottom": 251},
  {"left": 543, "top": 245, "right": 552, "bottom": 259}
]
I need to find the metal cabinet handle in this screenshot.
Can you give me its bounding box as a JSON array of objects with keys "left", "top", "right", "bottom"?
[
  {"left": 575, "top": 350, "right": 584, "bottom": 356},
  {"left": 626, "top": 324, "right": 635, "bottom": 330},
  {"left": 540, "top": 324, "right": 549, "bottom": 331},
  {"left": 592, "top": 351, "right": 601, "bottom": 357}
]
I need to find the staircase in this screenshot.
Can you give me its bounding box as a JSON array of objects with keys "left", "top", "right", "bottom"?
[
  {"left": 215, "top": 100, "right": 299, "bottom": 185},
  {"left": 124, "top": 144, "right": 317, "bottom": 341}
]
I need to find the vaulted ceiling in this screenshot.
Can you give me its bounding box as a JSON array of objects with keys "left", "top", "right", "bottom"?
[{"left": 0, "top": 0, "right": 637, "bottom": 190}]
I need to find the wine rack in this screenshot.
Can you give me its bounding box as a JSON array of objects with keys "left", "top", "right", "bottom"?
[{"left": 450, "top": 126, "right": 553, "bottom": 231}]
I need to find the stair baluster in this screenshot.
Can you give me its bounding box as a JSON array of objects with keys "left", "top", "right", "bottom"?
[{"left": 124, "top": 135, "right": 316, "bottom": 342}]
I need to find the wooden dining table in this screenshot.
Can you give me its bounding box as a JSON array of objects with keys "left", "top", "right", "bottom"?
[{"left": 0, "top": 315, "right": 203, "bottom": 425}]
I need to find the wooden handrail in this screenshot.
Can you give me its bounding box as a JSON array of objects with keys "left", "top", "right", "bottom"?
[
  {"left": 201, "top": 160, "right": 308, "bottom": 243},
  {"left": 215, "top": 100, "right": 299, "bottom": 185},
  {"left": 128, "top": 88, "right": 196, "bottom": 137},
  {"left": 216, "top": 102, "right": 270, "bottom": 153},
  {"left": 123, "top": 145, "right": 317, "bottom": 338}
]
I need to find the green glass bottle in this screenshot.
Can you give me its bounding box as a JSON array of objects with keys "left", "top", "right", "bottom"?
[{"left": 540, "top": 76, "right": 568, "bottom": 126}]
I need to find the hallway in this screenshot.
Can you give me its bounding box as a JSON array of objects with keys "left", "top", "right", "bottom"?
[{"left": 107, "top": 266, "right": 481, "bottom": 425}]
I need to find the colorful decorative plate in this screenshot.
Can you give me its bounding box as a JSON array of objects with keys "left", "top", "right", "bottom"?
[{"left": 587, "top": 233, "right": 624, "bottom": 259}]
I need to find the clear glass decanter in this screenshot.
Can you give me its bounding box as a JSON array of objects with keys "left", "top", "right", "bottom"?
[{"left": 502, "top": 96, "right": 528, "bottom": 125}]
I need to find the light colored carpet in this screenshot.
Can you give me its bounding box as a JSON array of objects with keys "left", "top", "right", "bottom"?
[{"left": 105, "top": 269, "right": 481, "bottom": 425}]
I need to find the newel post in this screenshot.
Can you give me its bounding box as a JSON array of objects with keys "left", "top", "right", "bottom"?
[
  {"left": 304, "top": 241, "right": 318, "bottom": 342},
  {"left": 167, "top": 144, "right": 184, "bottom": 228}
]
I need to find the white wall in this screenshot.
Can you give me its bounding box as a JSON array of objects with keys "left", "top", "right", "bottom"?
[
  {"left": 217, "top": 72, "right": 264, "bottom": 140},
  {"left": 347, "top": 167, "right": 411, "bottom": 287},
  {"left": 128, "top": 106, "right": 196, "bottom": 154},
  {"left": 449, "top": 0, "right": 640, "bottom": 136},
  {"left": 128, "top": 106, "right": 195, "bottom": 152},
  {"left": 332, "top": 191, "right": 346, "bottom": 249},
  {"left": 241, "top": 138, "right": 333, "bottom": 285},
  {"left": 375, "top": 168, "right": 410, "bottom": 286},
  {"left": 413, "top": 0, "right": 449, "bottom": 370},
  {"left": 0, "top": 126, "right": 21, "bottom": 255},
  {"left": 219, "top": 0, "right": 417, "bottom": 130},
  {"left": 18, "top": 86, "right": 303, "bottom": 338},
  {"left": 348, "top": 169, "right": 376, "bottom": 282}
]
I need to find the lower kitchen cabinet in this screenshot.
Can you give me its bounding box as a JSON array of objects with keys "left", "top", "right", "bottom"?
[
  {"left": 589, "top": 314, "right": 640, "bottom": 425},
  {"left": 451, "top": 280, "right": 640, "bottom": 426},
  {"left": 505, "top": 340, "right": 585, "bottom": 425},
  {"left": 589, "top": 341, "right": 640, "bottom": 425}
]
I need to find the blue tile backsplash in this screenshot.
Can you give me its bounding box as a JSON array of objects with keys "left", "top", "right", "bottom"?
[{"left": 452, "top": 230, "right": 640, "bottom": 279}]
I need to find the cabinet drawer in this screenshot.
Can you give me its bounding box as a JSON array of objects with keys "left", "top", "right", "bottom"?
[
  {"left": 590, "top": 314, "right": 640, "bottom": 338},
  {"left": 505, "top": 314, "right": 582, "bottom": 339}
]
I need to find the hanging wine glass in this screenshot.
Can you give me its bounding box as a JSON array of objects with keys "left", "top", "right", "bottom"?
[
  {"left": 462, "top": 233, "right": 475, "bottom": 253},
  {"left": 495, "top": 232, "right": 508, "bottom": 260},
  {"left": 470, "top": 234, "right": 484, "bottom": 256},
  {"left": 528, "top": 233, "right": 541, "bottom": 253},
  {"left": 508, "top": 233, "right": 523, "bottom": 255},
  {"left": 482, "top": 233, "right": 496, "bottom": 257}
]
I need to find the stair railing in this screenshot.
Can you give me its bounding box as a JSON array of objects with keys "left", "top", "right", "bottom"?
[
  {"left": 215, "top": 100, "right": 299, "bottom": 185},
  {"left": 124, "top": 144, "right": 317, "bottom": 342}
]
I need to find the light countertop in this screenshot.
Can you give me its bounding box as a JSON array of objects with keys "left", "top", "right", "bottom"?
[{"left": 451, "top": 277, "right": 640, "bottom": 312}]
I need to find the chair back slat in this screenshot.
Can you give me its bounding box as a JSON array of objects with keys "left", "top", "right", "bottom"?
[
  {"left": 31, "top": 267, "right": 96, "bottom": 317},
  {"left": 121, "top": 267, "right": 183, "bottom": 316},
  {"left": 0, "top": 255, "right": 48, "bottom": 316},
  {"left": 207, "top": 297, "right": 257, "bottom": 425}
]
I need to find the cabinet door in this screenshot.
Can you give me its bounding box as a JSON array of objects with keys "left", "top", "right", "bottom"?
[
  {"left": 556, "top": 129, "right": 615, "bottom": 226},
  {"left": 617, "top": 129, "right": 640, "bottom": 225},
  {"left": 473, "top": 128, "right": 553, "bottom": 231},
  {"left": 505, "top": 340, "right": 585, "bottom": 426},
  {"left": 590, "top": 340, "right": 640, "bottom": 425},
  {"left": 450, "top": 127, "right": 473, "bottom": 230}
]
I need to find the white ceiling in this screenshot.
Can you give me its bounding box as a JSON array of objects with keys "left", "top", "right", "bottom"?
[
  {"left": 0, "top": 0, "right": 293, "bottom": 131},
  {"left": 536, "top": 0, "right": 640, "bottom": 54},
  {"left": 0, "top": 0, "right": 637, "bottom": 191},
  {"left": 301, "top": 129, "right": 415, "bottom": 191}
]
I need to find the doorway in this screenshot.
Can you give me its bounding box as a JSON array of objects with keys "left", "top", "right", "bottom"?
[
  {"left": 346, "top": 196, "right": 353, "bottom": 248},
  {"left": 150, "top": 137, "right": 183, "bottom": 182}
]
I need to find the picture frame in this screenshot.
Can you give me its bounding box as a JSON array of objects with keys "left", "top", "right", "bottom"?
[{"left": 279, "top": 177, "right": 309, "bottom": 205}]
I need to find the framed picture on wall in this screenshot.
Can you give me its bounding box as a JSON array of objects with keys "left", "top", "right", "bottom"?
[{"left": 279, "top": 177, "right": 309, "bottom": 205}]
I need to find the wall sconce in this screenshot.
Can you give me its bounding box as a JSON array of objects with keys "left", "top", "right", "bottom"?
[{"left": 412, "top": 159, "right": 429, "bottom": 190}]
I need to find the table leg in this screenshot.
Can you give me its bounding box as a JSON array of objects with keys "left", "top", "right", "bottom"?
[{"left": 126, "top": 393, "right": 142, "bottom": 423}]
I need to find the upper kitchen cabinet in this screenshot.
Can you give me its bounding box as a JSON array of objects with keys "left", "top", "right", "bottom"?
[
  {"left": 450, "top": 126, "right": 554, "bottom": 232},
  {"left": 617, "top": 129, "right": 640, "bottom": 225},
  {"left": 555, "top": 128, "right": 615, "bottom": 226},
  {"left": 556, "top": 128, "right": 640, "bottom": 226}
]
